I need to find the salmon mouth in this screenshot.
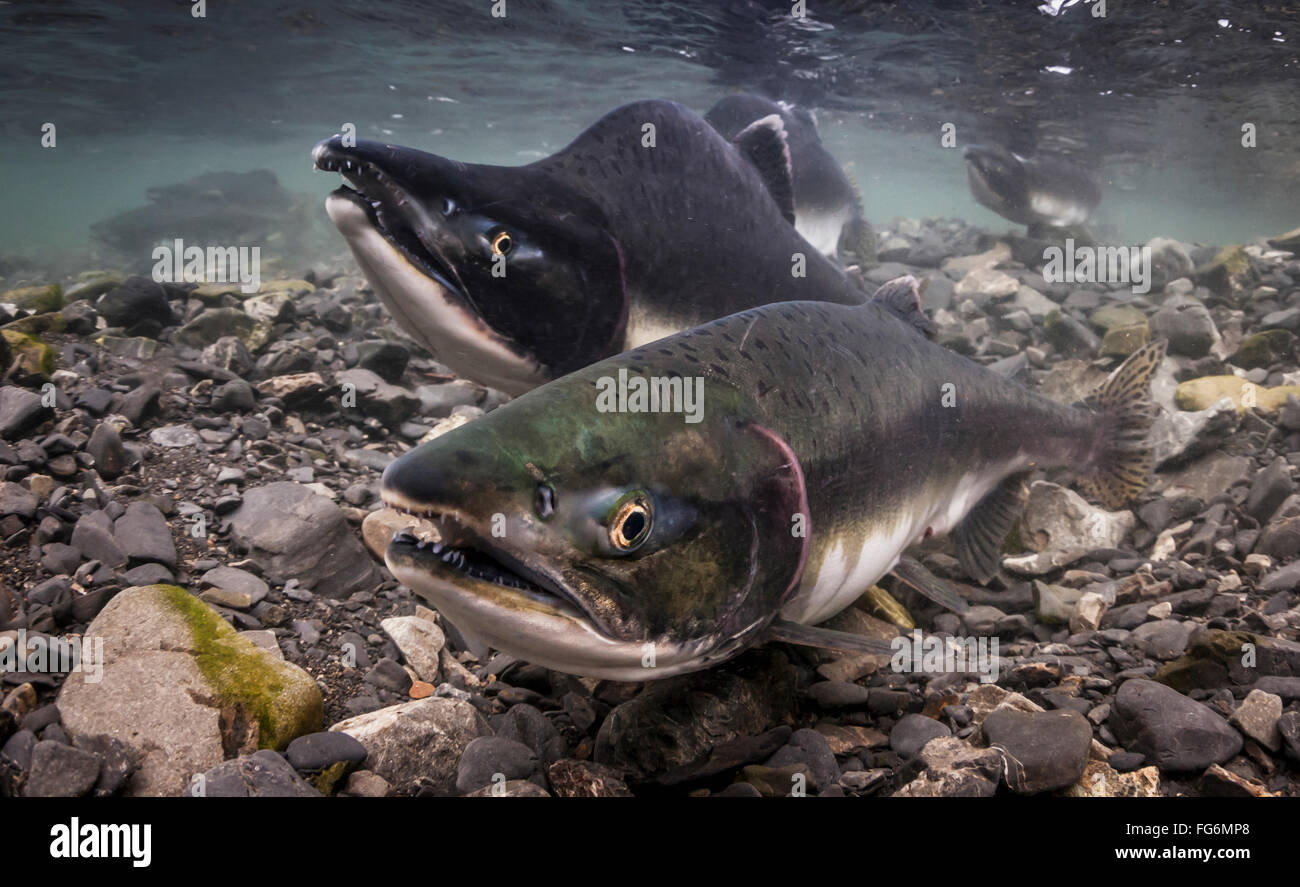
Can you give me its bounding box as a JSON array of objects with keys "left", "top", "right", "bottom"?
[
  {"left": 313, "top": 140, "right": 464, "bottom": 298},
  {"left": 383, "top": 508, "right": 600, "bottom": 628}
]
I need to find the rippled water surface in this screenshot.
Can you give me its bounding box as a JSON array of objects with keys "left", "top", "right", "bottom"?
[{"left": 4, "top": 0, "right": 1299, "bottom": 263}]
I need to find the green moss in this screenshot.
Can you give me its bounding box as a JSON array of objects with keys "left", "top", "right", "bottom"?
[
  {"left": 155, "top": 584, "right": 323, "bottom": 749},
  {"left": 1, "top": 283, "right": 63, "bottom": 313},
  {"left": 1, "top": 329, "right": 55, "bottom": 379},
  {"left": 311, "top": 760, "right": 350, "bottom": 795},
  {"left": 2, "top": 311, "right": 66, "bottom": 336},
  {"left": 1233, "top": 329, "right": 1295, "bottom": 369}
]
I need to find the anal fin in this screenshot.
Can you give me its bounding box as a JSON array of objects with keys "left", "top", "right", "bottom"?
[{"left": 952, "top": 474, "right": 1026, "bottom": 584}]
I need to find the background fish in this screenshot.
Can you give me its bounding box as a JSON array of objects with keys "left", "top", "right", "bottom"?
[
  {"left": 313, "top": 100, "right": 863, "bottom": 394},
  {"left": 705, "top": 92, "right": 876, "bottom": 265},
  {"left": 963, "top": 144, "right": 1102, "bottom": 234},
  {"left": 381, "top": 278, "right": 1165, "bottom": 680}
]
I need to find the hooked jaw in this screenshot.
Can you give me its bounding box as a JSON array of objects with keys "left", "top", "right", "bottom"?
[{"left": 313, "top": 136, "right": 548, "bottom": 393}]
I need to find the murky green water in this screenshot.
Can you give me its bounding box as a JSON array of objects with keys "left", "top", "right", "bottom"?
[{"left": 4, "top": 0, "right": 1298, "bottom": 267}]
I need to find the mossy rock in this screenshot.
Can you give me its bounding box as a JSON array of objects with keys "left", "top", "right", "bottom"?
[
  {"left": 1089, "top": 304, "right": 1146, "bottom": 332},
  {"left": 1, "top": 283, "right": 63, "bottom": 313},
  {"left": 173, "top": 307, "right": 258, "bottom": 350},
  {"left": 65, "top": 274, "right": 124, "bottom": 302},
  {"left": 1193, "top": 245, "right": 1256, "bottom": 298},
  {"left": 157, "top": 584, "right": 323, "bottom": 749},
  {"left": 1266, "top": 226, "right": 1300, "bottom": 251},
  {"left": 94, "top": 335, "right": 159, "bottom": 360},
  {"left": 1, "top": 329, "right": 55, "bottom": 381},
  {"left": 1155, "top": 629, "right": 1258, "bottom": 693},
  {"left": 2, "top": 311, "right": 66, "bottom": 336},
  {"left": 1174, "top": 375, "right": 1300, "bottom": 413},
  {"left": 1232, "top": 329, "right": 1295, "bottom": 370},
  {"left": 1099, "top": 322, "right": 1149, "bottom": 358},
  {"left": 58, "top": 583, "right": 323, "bottom": 795},
  {"left": 257, "top": 278, "right": 316, "bottom": 296}
]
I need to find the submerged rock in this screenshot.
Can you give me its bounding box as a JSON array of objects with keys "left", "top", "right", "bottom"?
[
  {"left": 57, "top": 584, "right": 323, "bottom": 796},
  {"left": 229, "top": 482, "right": 380, "bottom": 598}
]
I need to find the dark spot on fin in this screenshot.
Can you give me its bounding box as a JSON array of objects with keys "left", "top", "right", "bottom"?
[
  {"left": 892, "top": 556, "right": 970, "bottom": 614},
  {"left": 1077, "top": 339, "right": 1167, "bottom": 510},
  {"left": 952, "top": 475, "right": 1027, "bottom": 585},
  {"left": 763, "top": 618, "right": 897, "bottom": 656},
  {"left": 732, "top": 114, "right": 795, "bottom": 225},
  {"left": 871, "top": 275, "right": 936, "bottom": 339}
]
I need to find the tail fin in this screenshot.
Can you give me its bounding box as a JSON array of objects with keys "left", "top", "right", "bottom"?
[{"left": 1076, "top": 340, "right": 1167, "bottom": 509}]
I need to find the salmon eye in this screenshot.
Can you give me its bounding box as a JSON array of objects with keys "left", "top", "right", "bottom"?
[
  {"left": 608, "top": 492, "right": 652, "bottom": 552},
  {"left": 491, "top": 230, "right": 513, "bottom": 256}
]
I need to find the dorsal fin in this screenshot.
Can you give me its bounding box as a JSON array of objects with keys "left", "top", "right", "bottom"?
[
  {"left": 871, "top": 276, "right": 936, "bottom": 338},
  {"left": 732, "top": 114, "right": 796, "bottom": 225}
]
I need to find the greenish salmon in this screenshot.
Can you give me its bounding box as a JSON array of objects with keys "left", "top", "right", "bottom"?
[{"left": 381, "top": 278, "right": 1165, "bottom": 680}]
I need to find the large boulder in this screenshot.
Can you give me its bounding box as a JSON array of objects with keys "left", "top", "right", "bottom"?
[{"left": 58, "top": 584, "right": 323, "bottom": 796}]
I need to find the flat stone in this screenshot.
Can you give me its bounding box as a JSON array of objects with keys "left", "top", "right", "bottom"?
[
  {"left": 983, "top": 708, "right": 1092, "bottom": 794},
  {"left": 1108, "top": 678, "right": 1241, "bottom": 773}
]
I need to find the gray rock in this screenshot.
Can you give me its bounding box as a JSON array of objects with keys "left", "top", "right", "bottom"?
[
  {"left": 95, "top": 276, "right": 176, "bottom": 331},
  {"left": 0, "top": 387, "right": 52, "bottom": 440},
  {"left": 1278, "top": 711, "right": 1300, "bottom": 761},
  {"left": 86, "top": 423, "right": 129, "bottom": 479},
  {"left": 1245, "top": 457, "right": 1294, "bottom": 523},
  {"left": 1109, "top": 679, "right": 1242, "bottom": 772},
  {"left": 492, "top": 704, "right": 567, "bottom": 765},
  {"left": 1149, "top": 399, "right": 1239, "bottom": 468},
  {"left": 185, "top": 749, "right": 321, "bottom": 797},
  {"left": 148, "top": 425, "right": 201, "bottom": 448},
  {"left": 200, "top": 566, "right": 268, "bottom": 606},
  {"left": 0, "top": 482, "right": 36, "bottom": 519},
  {"left": 1228, "top": 689, "right": 1282, "bottom": 752},
  {"left": 113, "top": 502, "right": 176, "bottom": 569},
  {"left": 228, "top": 482, "right": 380, "bottom": 598},
  {"left": 764, "top": 727, "right": 840, "bottom": 788},
  {"left": 1150, "top": 300, "right": 1218, "bottom": 358},
  {"left": 1130, "top": 619, "right": 1196, "bottom": 660},
  {"left": 330, "top": 697, "right": 493, "bottom": 795},
  {"left": 456, "top": 736, "right": 539, "bottom": 794},
  {"left": 284, "top": 731, "right": 368, "bottom": 773},
  {"left": 336, "top": 368, "right": 421, "bottom": 427},
  {"left": 1002, "top": 482, "right": 1135, "bottom": 575},
  {"left": 890, "top": 713, "right": 952, "bottom": 758},
  {"left": 380, "top": 615, "right": 444, "bottom": 683},
  {"left": 24, "top": 740, "right": 102, "bottom": 797},
  {"left": 983, "top": 708, "right": 1092, "bottom": 794},
  {"left": 70, "top": 511, "right": 125, "bottom": 568}
]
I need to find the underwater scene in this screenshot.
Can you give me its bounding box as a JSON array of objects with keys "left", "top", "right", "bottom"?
[{"left": 2, "top": 0, "right": 1300, "bottom": 812}]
